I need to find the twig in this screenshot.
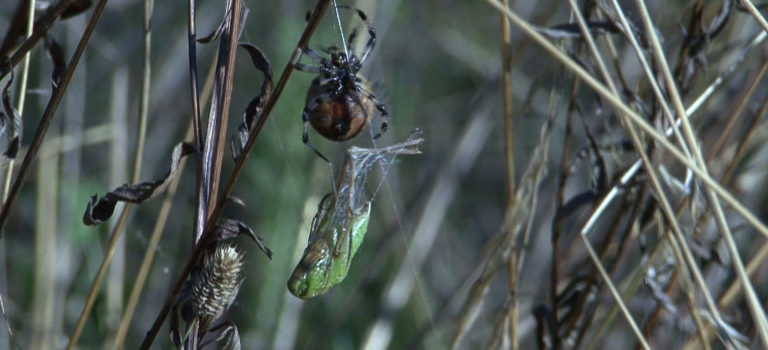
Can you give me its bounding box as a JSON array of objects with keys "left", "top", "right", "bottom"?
[
  {"left": 188, "top": 0, "right": 203, "bottom": 151},
  {"left": 498, "top": 0, "right": 517, "bottom": 345},
  {"left": 550, "top": 80, "right": 577, "bottom": 349},
  {"left": 741, "top": 0, "right": 768, "bottom": 33},
  {"left": 187, "top": 0, "right": 206, "bottom": 244},
  {"left": 707, "top": 59, "right": 768, "bottom": 161},
  {"left": 577, "top": 234, "right": 649, "bottom": 349}
]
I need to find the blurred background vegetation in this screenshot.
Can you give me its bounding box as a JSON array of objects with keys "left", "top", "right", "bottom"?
[{"left": 1, "top": 0, "right": 768, "bottom": 349}]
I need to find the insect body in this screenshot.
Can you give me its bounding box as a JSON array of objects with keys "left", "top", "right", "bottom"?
[
  {"left": 297, "top": 6, "right": 389, "bottom": 161},
  {"left": 287, "top": 194, "right": 371, "bottom": 299},
  {"left": 286, "top": 131, "right": 425, "bottom": 299}
]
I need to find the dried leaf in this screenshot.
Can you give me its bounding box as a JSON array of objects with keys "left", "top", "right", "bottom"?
[
  {"left": 206, "top": 321, "right": 241, "bottom": 350},
  {"left": 581, "top": 124, "right": 608, "bottom": 192},
  {"left": 44, "top": 36, "right": 65, "bottom": 90},
  {"left": 204, "top": 219, "right": 272, "bottom": 259},
  {"left": 0, "top": 69, "right": 22, "bottom": 165},
  {"left": 558, "top": 191, "right": 597, "bottom": 218},
  {"left": 645, "top": 272, "right": 678, "bottom": 315},
  {"left": 0, "top": 2, "right": 31, "bottom": 58},
  {"left": 230, "top": 43, "right": 272, "bottom": 160},
  {"left": 198, "top": 5, "right": 249, "bottom": 44},
  {"left": 533, "top": 305, "right": 554, "bottom": 349},
  {"left": 33, "top": 0, "right": 94, "bottom": 19},
  {"left": 60, "top": 0, "right": 93, "bottom": 19},
  {"left": 198, "top": 20, "right": 226, "bottom": 44},
  {"left": 3, "top": 137, "right": 18, "bottom": 159},
  {"left": 0, "top": 0, "right": 91, "bottom": 62},
  {"left": 686, "top": 0, "right": 733, "bottom": 54},
  {"left": 170, "top": 302, "right": 182, "bottom": 347},
  {"left": 82, "top": 142, "right": 196, "bottom": 225}
]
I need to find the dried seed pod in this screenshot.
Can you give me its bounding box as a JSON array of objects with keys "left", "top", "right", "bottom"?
[{"left": 190, "top": 242, "right": 244, "bottom": 330}]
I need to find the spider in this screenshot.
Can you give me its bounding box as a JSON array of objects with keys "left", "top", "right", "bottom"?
[{"left": 296, "top": 6, "right": 389, "bottom": 162}]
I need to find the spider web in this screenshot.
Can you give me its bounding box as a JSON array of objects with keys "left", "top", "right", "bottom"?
[{"left": 333, "top": 129, "right": 424, "bottom": 222}]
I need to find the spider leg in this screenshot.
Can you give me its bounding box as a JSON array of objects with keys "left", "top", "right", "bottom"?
[
  {"left": 347, "top": 27, "right": 359, "bottom": 51},
  {"left": 375, "top": 102, "right": 389, "bottom": 135},
  {"left": 337, "top": 5, "right": 376, "bottom": 63},
  {"left": 295, "top": 62, "right": 323, "bottom": 74},
  {"left": 303, "top": 106, "right": 331, "bottom": 164},
  {"left": 170, "top": 303, "right": 181, "bottom": 346},
  {"left": 323, "top": 45, "right": 341, "bottom": 55},
  {"left": 353, "top": 83, "right": 389, "bottom": 139},
  {"left": 357, "top": 26, "right": 376, "bottom": 64},
  {"left": 298, "top": 47, "right": 338, "bottom": 76},
  {"left": 303, "top": 46, "right": 328, "bottom": 64},
  {"left": 371, "top": 101, "right": 388, "bottom": 139}
]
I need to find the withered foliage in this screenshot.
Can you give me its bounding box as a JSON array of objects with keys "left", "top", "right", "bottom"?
[{"left": 82, "top": 142, "right": 195, "bottom": 225}]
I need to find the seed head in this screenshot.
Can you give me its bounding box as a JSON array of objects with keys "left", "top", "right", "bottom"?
[{"left": 191, "top": 243, "right": 244, "bottom": 327}]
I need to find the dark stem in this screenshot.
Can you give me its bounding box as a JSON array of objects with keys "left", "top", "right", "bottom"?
[
  {"left": 187, "top": 0, "right": 207, "bottom": 242},
  {"left": 195, "top": 0, "right": 241, "bottom": 243},
  {"left": 550, "top": 79, "right": 579, "bottom": 349},
  {"left": 204, "top": 0, "right": 241, "bottom": 241}
]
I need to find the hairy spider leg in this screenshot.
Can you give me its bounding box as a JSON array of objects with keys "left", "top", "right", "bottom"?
[
  {"left": 337, "top": 5, "right": 377, "bottom": 63},
  {"left": 336, "top": 6, "right": 384, "bottom": 137},
  {"left": 296, "top": 49, "right": 333, "bottom": 79},
  {"left": 303, "top": 46, "right": 330, "bottom": 64},
  {"left": 295, "top": 62, "right": 323, "bottom": 74},
  {"left": 320, "top": 44, "right": 338, "bottom": 54},
  {"left": 353, "top": 81, "right": 389, "bottom": 138},
  {"left": 302, "top": 101, "right": 332, "bottom": 164}
]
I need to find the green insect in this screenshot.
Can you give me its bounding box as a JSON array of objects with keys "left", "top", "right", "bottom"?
[
  {"left": 287, "top": 193, "right": 371, "bottom": 299},
  {"left": 287, "top": 130, "right": 425, "bottom": 299}
]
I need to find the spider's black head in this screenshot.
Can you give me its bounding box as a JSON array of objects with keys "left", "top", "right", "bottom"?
[
  {"left": 330, "top": 52, "right": 345, "bottom": 69},
  {"left": 328, "top": 52, "right": 361, "bottom": 74},
  {"left": 322, "top": 52, "right": 362, "bottom": 95}
]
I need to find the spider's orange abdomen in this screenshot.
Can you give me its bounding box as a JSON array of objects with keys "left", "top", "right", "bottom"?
[{"left": 305, "top": 78, "right": 375, "bottom": 141}]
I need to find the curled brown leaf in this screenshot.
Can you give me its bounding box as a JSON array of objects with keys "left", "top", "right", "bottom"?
[{"left": 82, "top": 142, "right": 196, "bottom": 225}]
